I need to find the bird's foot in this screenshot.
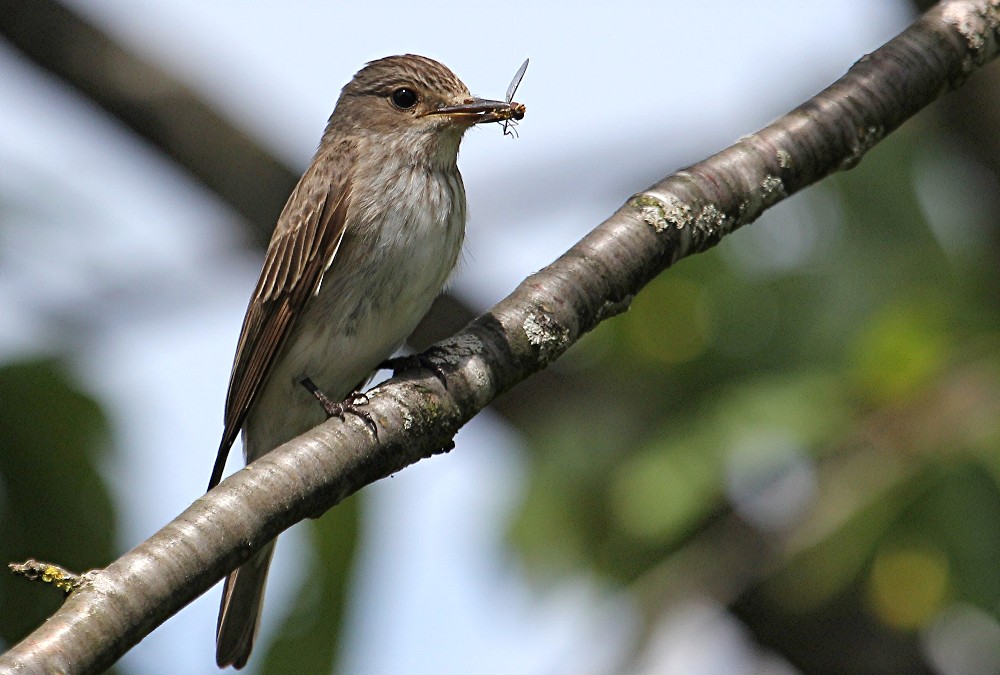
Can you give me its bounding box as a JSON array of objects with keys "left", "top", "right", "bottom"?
[
  {"left": 299, "top": 377, "right": 378, "bottom": 439},
  {"left": 379, "top": 348, "right": 448, "bottom": 388}
]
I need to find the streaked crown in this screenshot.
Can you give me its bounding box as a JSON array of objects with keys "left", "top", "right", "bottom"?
[
  {"left": 326, "top": 54, "right": 474, "bottom": 137},
  {"left": 348, "top": 55, "right": 470, "bottom": 100}
]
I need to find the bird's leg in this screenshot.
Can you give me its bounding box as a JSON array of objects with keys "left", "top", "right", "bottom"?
[
  {"left": 379, "top": 347, "right": 448, "bottom": 388},
  {"left": 299, "top": 377, "right": 378, "bottom": 439}
]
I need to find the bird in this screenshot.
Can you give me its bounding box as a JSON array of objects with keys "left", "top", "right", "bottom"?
[{"left": 208, "top": 54, "right": 524, "bottom": 669}]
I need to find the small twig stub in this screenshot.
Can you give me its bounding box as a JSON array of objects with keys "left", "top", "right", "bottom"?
[{"left": 9, "top": 558, "right": 88, "bottom": 595}]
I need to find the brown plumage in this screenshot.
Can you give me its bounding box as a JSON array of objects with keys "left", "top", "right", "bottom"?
[{"left": 211, "top": 54, "right": 522, "bottom": 669}]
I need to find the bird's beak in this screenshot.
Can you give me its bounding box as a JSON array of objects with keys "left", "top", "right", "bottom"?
[{"left": 422, "top": 97, "right": 526, "bottom": 125}]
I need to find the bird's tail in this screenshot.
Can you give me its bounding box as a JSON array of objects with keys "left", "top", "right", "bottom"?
[{"left": 216, "top": 542, "right": 276, "bottom": 669}]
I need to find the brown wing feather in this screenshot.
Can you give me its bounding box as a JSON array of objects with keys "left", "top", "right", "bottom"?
[{"left": 209, "top": 151, "right": 353, "bottom": 490}]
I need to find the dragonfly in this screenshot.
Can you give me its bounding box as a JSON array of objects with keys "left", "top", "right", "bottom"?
[{"left": 499, "top": 58, "right": 528, "bottom": 137}]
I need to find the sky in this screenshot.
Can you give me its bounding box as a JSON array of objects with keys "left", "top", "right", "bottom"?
[{"left": 0, "top": 1, "right": 914, "bottom": 672}]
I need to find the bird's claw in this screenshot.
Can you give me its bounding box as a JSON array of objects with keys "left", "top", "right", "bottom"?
[{"left": 300, "top": 377, "right": 378, "bottom": 439}]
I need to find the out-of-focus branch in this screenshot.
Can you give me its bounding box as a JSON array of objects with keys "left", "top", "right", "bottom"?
[
  {"left": 1, "top": 1, "right": 998, "bottom": 672},
  {"left": 0, "top": 0, "right": 572, "bottom": 414},
  {"left": 0, "top": 0, "right": 295, "bottom": 236}
]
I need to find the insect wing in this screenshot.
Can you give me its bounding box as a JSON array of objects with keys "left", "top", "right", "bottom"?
[{"left": 506, "top": 58, "right": 529, "bottom": 104}]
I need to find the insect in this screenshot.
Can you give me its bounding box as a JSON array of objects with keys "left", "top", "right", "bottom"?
[{"left": 500, "top": 58, "right": 528, "bottom": 137}]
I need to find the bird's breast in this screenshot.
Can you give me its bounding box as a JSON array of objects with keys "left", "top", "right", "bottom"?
[{"left": 243, "top": 160, "right": 466, "bottom": 458}]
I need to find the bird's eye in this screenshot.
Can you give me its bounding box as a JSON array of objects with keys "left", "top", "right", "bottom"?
[{"left": 390, "top": 88, "right": 418, "bottom": 110}]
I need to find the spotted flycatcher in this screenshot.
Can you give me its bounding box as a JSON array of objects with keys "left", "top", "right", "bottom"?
[{"left": 207, "top": 54, "right": 524, "bottom": 668}]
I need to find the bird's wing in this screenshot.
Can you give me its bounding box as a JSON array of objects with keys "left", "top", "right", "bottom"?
[{"left": 208, "top": 151, "right": 353, "bottom": 490}]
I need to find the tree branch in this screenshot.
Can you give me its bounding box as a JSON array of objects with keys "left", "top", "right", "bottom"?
[{"left": 3, "top": 1, "right": 998, "bottom": 672}]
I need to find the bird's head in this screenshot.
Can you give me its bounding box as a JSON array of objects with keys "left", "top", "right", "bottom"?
[{"left": 328, "top": 54, "right": 523, "bottom": 162}]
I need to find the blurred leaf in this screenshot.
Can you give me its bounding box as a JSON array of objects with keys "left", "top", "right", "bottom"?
[
  {"left": 621, "top": 277, "right": 712, "bottom": 365},
  {"left": 767, "top": 468, "right": 925, "bottom": 613},
  {"left": 609, "top": 433, "right": 719, "bottom": 544},
  {"left": 873, "top": 463, "right": 1000, "bottom": 616},
  {"left": 850, "top": 302, "right": 951, "bottom": 404},
  {"left": 257, "top": 494, "right": 360, "bottom": 675},
  {"left": 0, "top": 358, "right": 116, "bottom": 649},
  {"left": 867, "top": 546, "right": 950, "bottom": 630}
]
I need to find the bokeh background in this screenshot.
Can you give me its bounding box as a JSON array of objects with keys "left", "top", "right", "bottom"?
[{"left": 3, "top": 1, "right": 1000, "bottom": 673}]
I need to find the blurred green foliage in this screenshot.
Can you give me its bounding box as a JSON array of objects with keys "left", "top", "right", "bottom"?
[
  {"left": 507, "top": 120, "right": 1000, "bottom": 672},
  {"left": 0, "top": 359, "right": 117, "bottom": 652}
]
